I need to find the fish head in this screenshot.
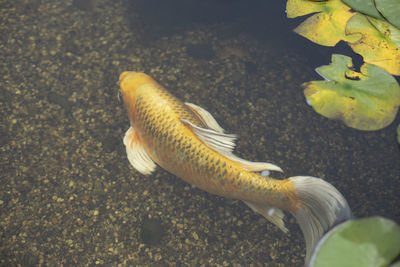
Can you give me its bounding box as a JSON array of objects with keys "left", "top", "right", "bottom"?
[{"left": 119, "top": 71, "right": 153, "bottom": 123}]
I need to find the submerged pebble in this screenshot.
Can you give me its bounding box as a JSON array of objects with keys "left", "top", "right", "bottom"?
[
  {"left": 72, "top": 0, "right": 95, "bottom": 11},
  {"left": 140, "top": 218, "right": 163, "bottom": 245},
  {"left": 186, "top": 44, "right": 215, "bottom": 60},
  {"left": 245, "top": 61, "right": 258, "bottom": 74},
  {"left": 47, "top": 92, "right": 72, "bottom": 112},
  {"left": 101, "top": 135, "right": 120, "bottom": 153}
]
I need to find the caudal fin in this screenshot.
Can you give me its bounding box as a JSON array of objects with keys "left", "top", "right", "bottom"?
[{"left": 288, "top": 176, "right": 352, "bottom": 265}]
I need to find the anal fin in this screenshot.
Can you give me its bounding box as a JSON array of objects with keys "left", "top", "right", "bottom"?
[
  {"left": 243, "top": 200, "right": 288, "bottom": 233},
  {"left": 123, "top": 126, "right": 156, "bottom": 175}
]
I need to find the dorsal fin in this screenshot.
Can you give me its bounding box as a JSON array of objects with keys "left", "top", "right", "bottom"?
[
  {"left": 185, "top": 102, "right": 226, "bottom": 133},
  {"left": 180, "top": 119, "right": 283, "bottom": 173},
  {"left": 180, "top": 118, "right": 237, "bottom": 152}
]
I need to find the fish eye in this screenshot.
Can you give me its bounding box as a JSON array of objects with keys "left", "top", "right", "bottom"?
[{"left": 117, "top": 90, "right": 123, "bottom": 103}]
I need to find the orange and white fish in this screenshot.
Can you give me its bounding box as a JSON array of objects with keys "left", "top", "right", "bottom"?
[{"left": 119, "top": 72, "right": 351, "bottom": 264}]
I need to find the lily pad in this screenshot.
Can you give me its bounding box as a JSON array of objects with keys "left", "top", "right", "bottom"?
[
  {"left": 375, "top": 0, "right": 400, "bottom": 29},
  {"left": 342, "top": 0, "right": 385, "bottom": 20},
  {"left": 346, "top": 13, "right": 400, "bottom": 75},
  {"left": 286, "top": 0, "right": 361, "bottom": 46},
  {"left": 309, "top": 217, "right": 400, "bottom": 267},
  {"left": 303, "top": 54, "right": 400, "bottom": 131}
]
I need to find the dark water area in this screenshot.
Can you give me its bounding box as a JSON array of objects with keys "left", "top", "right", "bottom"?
[{"left": 1, "top": 0, "right": 399, "bottom": 266}]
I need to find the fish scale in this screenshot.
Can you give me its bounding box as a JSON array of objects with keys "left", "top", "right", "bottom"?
[
  {"left": 119, "top": 72, "right": 352, "bottom": 264},
  {"left": 133, "top": 84, "right": 288, "bottom": 206}
]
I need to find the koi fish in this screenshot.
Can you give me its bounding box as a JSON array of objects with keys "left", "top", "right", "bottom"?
[{"left": 119, "top": 72, "right": 351, "bottom": 264}]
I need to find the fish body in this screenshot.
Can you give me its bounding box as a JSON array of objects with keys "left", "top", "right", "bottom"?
[{"left": 119, "top": 72, "right": 351, "bottom": 264}]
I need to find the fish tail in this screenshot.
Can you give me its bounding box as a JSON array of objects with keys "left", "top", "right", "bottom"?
[{"left": 286, "top": 176, "right": 352, "bottom": 265}]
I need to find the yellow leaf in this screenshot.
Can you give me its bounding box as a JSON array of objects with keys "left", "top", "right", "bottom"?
[
  {"left": 286, "top": 0, "right": 329, "bottom": 18},
  {"left": 286, "top": 0, "right": 361, "bottom": 46},
  {"left": 304, "top": 54, "right": 400, "bottom": 131},
  {"left": 346, "top": 13, "right": 400, "bottom": 75}
]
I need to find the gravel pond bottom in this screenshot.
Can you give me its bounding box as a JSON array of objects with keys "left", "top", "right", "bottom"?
[{"left": 1, "top": 0, "right": 399, "bottom": 266}]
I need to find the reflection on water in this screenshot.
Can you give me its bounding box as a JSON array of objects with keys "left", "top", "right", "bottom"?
[{"left": 0, "top": 0, "right": 399, "bottom": 266}]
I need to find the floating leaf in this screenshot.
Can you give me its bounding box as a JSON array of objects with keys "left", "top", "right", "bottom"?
[
  {"left": 304, "top": 54, "right": 400, "bottom": 131},
  {"left": 346, "top": 13, "right": 400, "bottom": 75},
  {"left": 342, "top": 0, "right": 385, "bottom": 20},
  {"left": 309, "top": 217, "right": 400, "bottom": 267},
  {"left": 375, "top": 0, "right": 400, "bottom": 29},
  {"left": 286, "top": 0, "right": 361, "bottom": 46},
  {"left": 397, "top": 124, "right": 400, "bottom": 144}
]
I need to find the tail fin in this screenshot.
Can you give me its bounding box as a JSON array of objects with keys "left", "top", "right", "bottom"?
[{"left": 288, "top": 176, "right": 352, "bottom": 265}]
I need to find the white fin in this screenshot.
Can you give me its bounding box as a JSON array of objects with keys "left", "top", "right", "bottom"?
[
  {"left": 180, "top": 118, "right": 237, "bottom": 153},
  {"left": 123, "top": 126, "right": 156, "bottom": 175},
  {"left": 244, "top": 201, "right": 288, "bottom": 233},
  {"left": 181, "top": 118, "right": 283, "bottom": 173},
  {"left": 230, "top": 156, "right": 283, "bottom": 173},
  {"left": 288, "top": 176, "right": 352, "bottom": 265},
  {"left": 185, "top": 102, "right": 226, "bottom": 133}
]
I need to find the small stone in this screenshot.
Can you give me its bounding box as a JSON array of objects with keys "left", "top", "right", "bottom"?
[
  {"left": 245, "top": 61, "right": 258, "bottom": 74},
  {"left": 186, "top": 44, "right": 215, "bottom": 60},
  {"left": 72, "top": 0, "right": 95, "bottom": 11},
  {"left": 101, "top": 135, "right": 119, "bottom": 153},
  {"left": 93, "top": 180, "right": 104, "bottom": 195},
  {"left": 47, "top": 92, "right": 72, "bottom": 112},
  {"left": 192, "top": 232, "right": 199, "bottom": 240},
  {"left": 140, "top": 218, "right": 163, "bottom": 245}
]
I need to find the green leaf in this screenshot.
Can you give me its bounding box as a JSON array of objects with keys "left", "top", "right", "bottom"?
[
  {"left": 310, "top": 217, "right": 400, "bottom": 267},
  {"left": 286, "top": 0, "right": 361, "bottom": 46},
  {"left": 375, "top": 0, "right": 400, "bottom": 29},
  {"left": 342, "top": 0, "right": 385, "bottom": 20},
  {"left": 346, "top": 13, "right": 400, "bottom": 75},
  {"left": 303, "top": 54, "right": 400, "bottom": 131},
  {"left": 397, "top": 124, "right": 400, "bottom": 144}
]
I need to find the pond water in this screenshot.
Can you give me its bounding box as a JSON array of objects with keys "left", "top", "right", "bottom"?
[{"left": 1, "top": 0, "right": 399, "bottom": 266}]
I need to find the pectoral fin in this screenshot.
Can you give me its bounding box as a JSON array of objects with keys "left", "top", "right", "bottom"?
[{"left": 123, "top": 126, "right": 156, "bottom": 175}]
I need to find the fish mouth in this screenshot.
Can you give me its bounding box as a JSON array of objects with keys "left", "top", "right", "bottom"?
[
  {"left": 117, "top": 72, "right": 136, "bottom": 101},
  {"left": 118, "top": 71, "right": 136, "bottom": 85}
]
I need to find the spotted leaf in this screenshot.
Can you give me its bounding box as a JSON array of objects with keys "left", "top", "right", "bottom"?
[
  {"left": 346, "top": 13, "right": 400, "bottom": 75},
  {"left": 304, "top": 54, "right": 400, "bottom": 131},
  {"left": 286, "top": 0, "right": 361, "bottom": 46}
]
